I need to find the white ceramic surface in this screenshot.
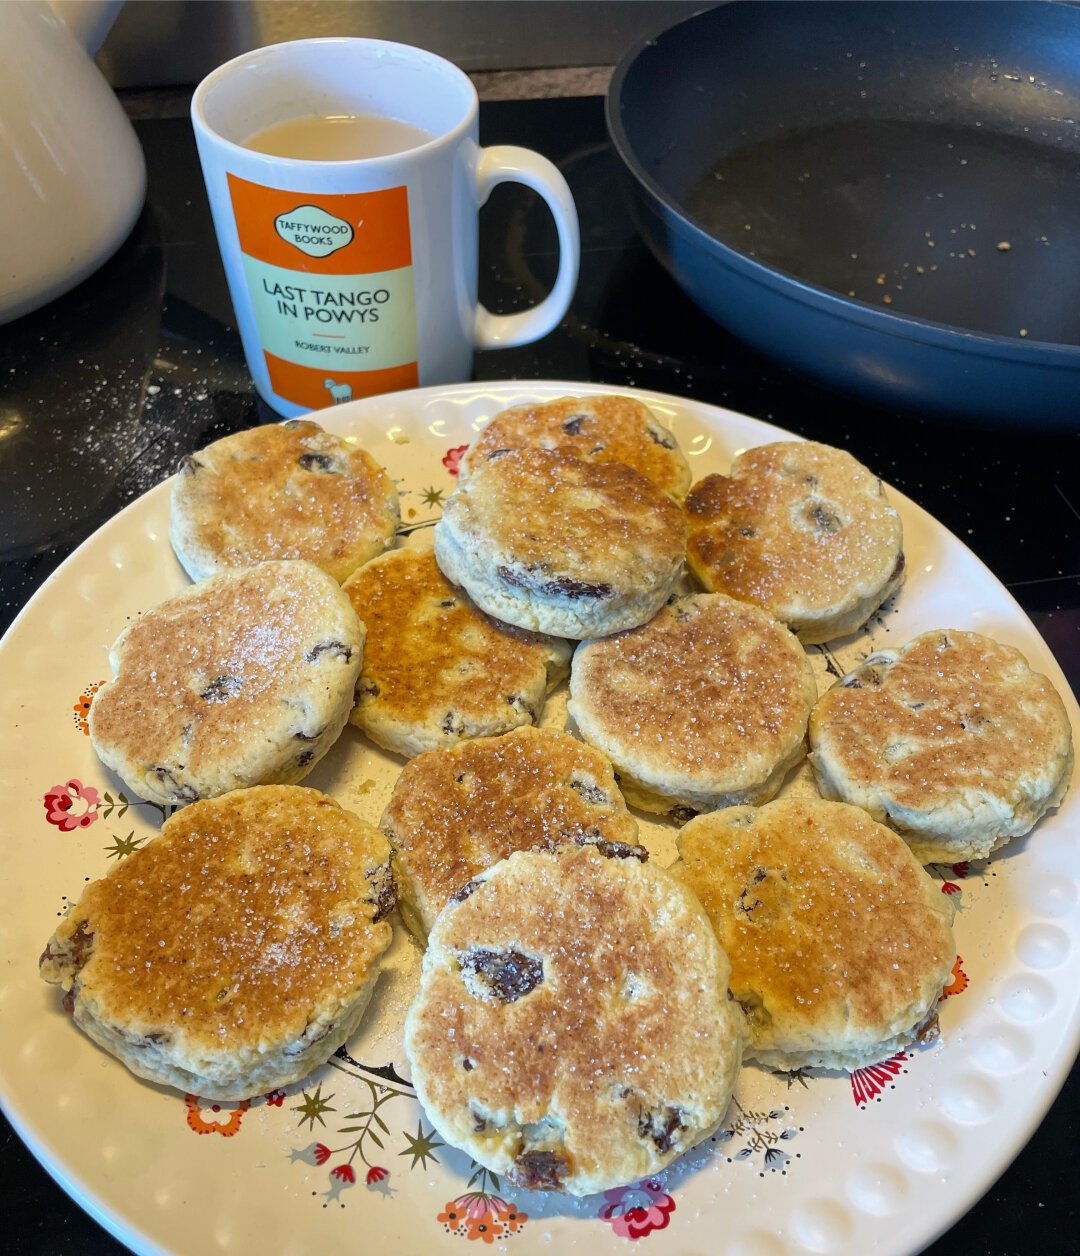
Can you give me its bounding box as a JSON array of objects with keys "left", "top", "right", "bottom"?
[
  {"left": 1, "top": 382, "right": 1077, "bottom": 1256},
  {"left": 191, "top": 40, "right": 579, "bottom": 417},
  {"left": 0, "top": 1, "right": 146, "bottom": 324}
]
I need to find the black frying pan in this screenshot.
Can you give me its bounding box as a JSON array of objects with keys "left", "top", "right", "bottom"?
[{"left": 607, "top": 0, "right": 1080, "bottom": 424}]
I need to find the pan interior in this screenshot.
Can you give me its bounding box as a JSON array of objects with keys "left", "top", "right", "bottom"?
[
  {"left": 684, "top": 118, "right": 1080, "bottom": 342},
  {"left": 620, "top": 1, "right": 1080, "bottom": 345}
]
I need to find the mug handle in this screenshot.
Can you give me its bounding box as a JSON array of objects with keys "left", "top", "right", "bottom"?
[{"left": 473, "top": 145, "right": 580, "bottom": 349}]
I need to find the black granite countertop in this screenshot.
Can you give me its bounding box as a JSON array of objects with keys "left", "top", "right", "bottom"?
[{"left": 1, "top": 93, "right": 1077, "bottom": 1255}]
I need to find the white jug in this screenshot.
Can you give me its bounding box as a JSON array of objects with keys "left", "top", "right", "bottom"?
[{"left": 0, "top": 0, "right": 146, "bottom": 324}]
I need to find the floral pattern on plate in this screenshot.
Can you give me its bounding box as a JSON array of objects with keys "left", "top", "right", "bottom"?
[{"left": 10, "top": 383, "right": 1070, "bottom": 1256}]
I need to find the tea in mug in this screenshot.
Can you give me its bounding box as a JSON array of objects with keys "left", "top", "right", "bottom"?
[{"left": 243, "top": 113, "right": 434, "bottom": 160}]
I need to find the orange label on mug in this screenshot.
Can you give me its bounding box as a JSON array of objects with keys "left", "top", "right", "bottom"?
[
  {"left": 226, "top": 174, "right": 419, "bottom": 407},
  {"left": 263, "top": 354, "right": 418, "bottom": 412}
]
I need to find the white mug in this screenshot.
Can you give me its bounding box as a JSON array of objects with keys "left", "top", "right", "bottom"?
[{"left": 191, "top": 38, "right": 580, "bottom": 417}]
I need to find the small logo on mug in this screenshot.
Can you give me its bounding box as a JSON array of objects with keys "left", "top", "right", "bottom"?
[{"left": 273, "top": 205, "right": 354, "bottom": 257}]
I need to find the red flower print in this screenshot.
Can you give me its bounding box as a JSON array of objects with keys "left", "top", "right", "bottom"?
[
  {"left": 850, "top": 1051, "right": 908, "bottom": 1107},
  {"left": 366, "top": 1165, "right": 388, "bottom": 1186},
  {"left": 264, "top": 1088, "right": 286, "bottom": 1107},
  {"left": 941, "top": 955, "right": 969, "bottom": 999},
  {"left": 322, "top": 1161, "right": 358, "bottom": 1204},
  {"left": 288, "top": 1142, "right": 331, "bottom": 1166},
  {"left": 43, "top": 779, "right": 101, "bottom": 831},
  {"left": 442, "top": 444, "right": 469, "bottom": 476},
  {"left": 928, "top": 860, "right": 971, "bottom": 896},
  {"left": 598, "top": 1180, "right": 676, "bottom": 1239}
]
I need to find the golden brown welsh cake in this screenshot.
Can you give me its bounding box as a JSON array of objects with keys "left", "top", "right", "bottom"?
[
  {"left": 434, "top": 448, "right": 687, "bottom": 639},
  {"left": 568, "top": 592, "right": 817, "bottom": 818},
  {"left": 343, "top": 543, "right": 570, "bottom": 757},
  {"left": 809, "top": 629, "right": 1074, "bottom": 862},
  {"left": 89, "top": 561, "right": 363, "bottom": 806},
  {"left": 169, "top": 419, "right": 400, "bottom": 582},
  {"left": 380, "top": 725, "right": 639, "bottom": 941},
  {"left": 39, "top": 786, "right": 395, "bottom": 1099},
  {"left": 404, "top": 842, "right": 745, "bottom": 1195},
  {"left": 686, "top": 441, "right": 904, "bottom": 643},
  {"left": 674, "top": 798, "right": 957, "bottom": 1070},
  {"left": 459, "top": 393, "right": 691, "bottom": 500}
]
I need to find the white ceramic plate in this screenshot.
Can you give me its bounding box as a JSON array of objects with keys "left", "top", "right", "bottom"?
[{"left": 1, "top": 382, "right": 1077, "bottom": 1256}]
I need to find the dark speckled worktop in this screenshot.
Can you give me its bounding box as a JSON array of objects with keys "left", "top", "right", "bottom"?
[{"left": 0, "top": 93, "right": 1077, "bottom": 1255}]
